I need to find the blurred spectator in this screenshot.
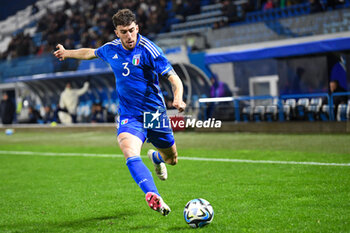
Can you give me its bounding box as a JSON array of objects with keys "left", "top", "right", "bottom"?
[
  {"left": 63, "top": 0, "right": 71, "bottom": 11},
  {"left": 245, "top": 0, "right": 257, "bottom": 11},
  {"left": 174, "top": 0, "right": 187, "bottom": 21},
  {"left": 146, "top": 14, "right": 163, "bottom": 35},
  {"left": 291, "top": 67, "right": 306, "bottom": 94},
  {"left": 187, "top": 1, "right": 201, "bottom": 16},
  {"left": 213, "top": 20, "right": 226, "bottom": 29},
  {"left": 42, "top": 106, "right": 56, "bottom": 123},
  {"left": 222, "top": 0, "right": 239, "bottom": 23},
  {"left": 263, "top": 0, "right": 274, "bottom": 10},
  {"left": 2, "top": 32, "right": 37, "bottom": 60},
  {"left": 206, "top": 74, "right": 232, "bottom": 119},
  {"left": 330, "top": 80, "right": 347, "bottom": 105},
  {"left": 59, "top": 82, "right": 89, "bottom": 123},
  {"left": 280, "top": 0, "right": 286, "bottom": 9},
  {"left": 0, "top": 92, "right": 16, "bottom": 125},
  {"left": 136, "top": 7, "right": 148, "bottom": 34},
  {"left": 309, "top": 0, "right": 323, "bottom": 13},
  {"left": 329, "top": 56, "right": 348, "bottom": 114},
  {"left": 27, "top": 106, "right": 42, "bottom": 124},
  {"left": 0, "top": 0, "right": 163, "bottom": 60},
  {"left": 327, "top": 0, "right": 345, "bottom": 9},
  {"left": 31, "top": 3, "right": 39, "bottom": 15},
  {"left": 210, "top": 74, "right": 232, "bottom": 98},
  {"left": 2, "top": 0, "right": 342, "bottom": 61},
  {"left": 91, "top": 103, "right": 106, "bottom": 123}
]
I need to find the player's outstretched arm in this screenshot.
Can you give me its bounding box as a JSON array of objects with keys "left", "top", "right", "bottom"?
[
  {"left": 168, "top": 72, "right": 186, "bottom": 113},
  {"left": 53, "top": 44, "right": 96, "bottom": 61}
]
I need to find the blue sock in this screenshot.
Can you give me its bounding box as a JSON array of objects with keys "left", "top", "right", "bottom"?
[
  {"left": 152, "top": 151, "right": 165, "bottom": 165},
  {"left": 126, "top": 156, "right": 160, "bottom": 196}
]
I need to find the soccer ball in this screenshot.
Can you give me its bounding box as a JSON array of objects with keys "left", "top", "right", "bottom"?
[{"left": 183, "top": 198, "right": 214, "bottom": 228}]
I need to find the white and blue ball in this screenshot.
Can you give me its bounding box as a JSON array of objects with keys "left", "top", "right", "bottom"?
[
  {"left": 5, "top": 129, "right": 14, "bottom": 135},
  {"left": 183, "top": 198, "right": 214, "bottom": 228}
]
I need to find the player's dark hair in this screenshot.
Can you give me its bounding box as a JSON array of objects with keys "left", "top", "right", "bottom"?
[{"left": 112, "top": 9, "right": 136, "bottom": 28}]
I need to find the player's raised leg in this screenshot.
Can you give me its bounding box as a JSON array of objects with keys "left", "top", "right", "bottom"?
[
  {"left": 118, "top": 132, "right": 171, "bottom": 216},
  {"left": 147, "top": 149, "right": 168, "bottom": 180},
  {"left": 147, "top": 143, "right": 178, "bottom": 181},
  {"left": 156, "top": 143, "right": 178, "bottom": 166}
]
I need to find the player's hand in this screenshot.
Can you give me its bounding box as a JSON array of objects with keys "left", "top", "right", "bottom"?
[
  {"left": 173, "top": 99, "right": 186, "bottom": 113},
  {"left": 53, "top": 44, "right": 66, "bottom": 61}
]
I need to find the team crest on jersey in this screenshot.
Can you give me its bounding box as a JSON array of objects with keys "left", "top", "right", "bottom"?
[{"left": 132, "top": 54, "right": 141, "bottom": 66}]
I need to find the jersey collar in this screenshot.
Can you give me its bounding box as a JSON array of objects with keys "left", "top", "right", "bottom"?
[{"left": 136, "top": 34, "right": 142, "bottom": 47}]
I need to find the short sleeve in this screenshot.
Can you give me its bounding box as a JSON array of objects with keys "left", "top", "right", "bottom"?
[
  {"left": 146, "top": 46, "right": 173, "bottom": 76},
  {"left": 95, "top": 45, "right": 108, "bottom": 62},
  {"left": 154, "top": 54, "right": 173, "bottom": 76}
]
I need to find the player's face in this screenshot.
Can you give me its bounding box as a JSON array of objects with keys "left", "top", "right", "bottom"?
[{"left": 115, "top": 22, "right": 139, "bottom": 50}]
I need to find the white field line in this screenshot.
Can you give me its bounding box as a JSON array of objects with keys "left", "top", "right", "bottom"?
[{"left": 0, "top": 150, "right": 349, "bottom": 167}]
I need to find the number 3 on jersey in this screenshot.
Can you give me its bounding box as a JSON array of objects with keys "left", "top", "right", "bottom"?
[{"left": 122, "top": 62, "right": 130, "bottom": 77}]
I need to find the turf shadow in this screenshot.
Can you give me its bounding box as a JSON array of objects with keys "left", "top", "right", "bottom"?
[
  {"left": 168, "top": 226, "right": 192, "bottom": 231},
  {"left": 0, "top": 211, "right": 138, "bottom": 232}
]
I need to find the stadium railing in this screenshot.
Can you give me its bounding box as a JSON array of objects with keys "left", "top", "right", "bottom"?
[
  {"left": 330, "top": 92, "right": 350, "bottom": 121},
  {"left": 199, "top": 95, "right": 279, "bottom": 122},
  {"left": 280, "top": 93, "right": 329, "bottom": 121},
  {"left": 232, "top": 95, "right": 279, "bottom": 122},
  {"left": 198, "top": 92, "right": 350, "bottom": 122}
]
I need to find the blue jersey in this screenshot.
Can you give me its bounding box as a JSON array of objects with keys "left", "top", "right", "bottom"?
[{"left": 95, "top": 34, "right": 173, "bottom": 117}]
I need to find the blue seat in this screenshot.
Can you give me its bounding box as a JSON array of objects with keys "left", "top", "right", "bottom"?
[
  {"left": 319, "top": 105, "right": 331, "bottom": 121},
  {"left": 337, "top": 104, "right": 348, "bottom": 121},
  {"left": 283, "top": 98, "right": 296, "bottom": 121},
  {"left": 296, "top": 98, "right": 309, "bottom": 120},
  {"left": 264, "top": 105, "right": 278, "bottom": 122},
  {"left": 253, "top": 106, "right": 265, "bottom": 122},
  {"left": 241, "top": 106, "right": 252, "bottom": 122},
  {"left": 306, "top": 98, "right": 322, "bottom": 121}
]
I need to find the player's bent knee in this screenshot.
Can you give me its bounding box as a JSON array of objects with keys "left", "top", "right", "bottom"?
[
  {"left": 168, "top": 153, "right": 178, "bottom": 166},
  {"left": 159, "top": 146, "right": 178, "bottom": 165},
  {"left": 170, "top": 157, "right": 178, "bottom": 165}
]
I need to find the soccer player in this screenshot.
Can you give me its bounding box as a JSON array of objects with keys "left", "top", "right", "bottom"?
[{"left": 54, "top": 9, "right": 186, "bottom": 216}]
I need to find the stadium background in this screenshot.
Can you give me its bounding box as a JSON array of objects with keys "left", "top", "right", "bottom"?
[
  {"left": 0, "top": 1, "right": 349, "bottom": 232},
  {"left": 0, "top": 0, "right": 349, "bottom": 131}
]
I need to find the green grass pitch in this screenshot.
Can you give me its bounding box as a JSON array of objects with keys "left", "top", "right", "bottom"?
[{"left": 0, "top": 130, "right": 349, "bottom": 232}]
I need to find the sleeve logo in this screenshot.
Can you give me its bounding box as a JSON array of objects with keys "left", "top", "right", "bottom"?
[{"left": 121, "top": 119, "right": 128, "bottom": 125}]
